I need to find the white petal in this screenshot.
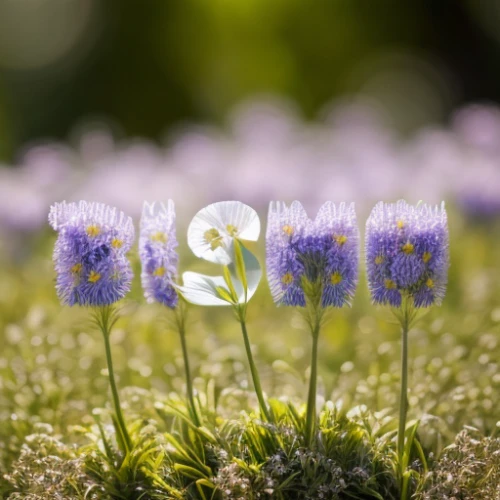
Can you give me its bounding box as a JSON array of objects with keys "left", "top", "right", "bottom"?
[
  {"left": 220, "top": 200, "right": 260, "bottom": 241},
  {"left": 177, "top": 271, "right": 232, "bottom": 306},
  {"left": 187, "top": 207, "right": 233, "bottom": 264},
  {"left": 187, "top": 201, "right": 260, "bottom": 264}
]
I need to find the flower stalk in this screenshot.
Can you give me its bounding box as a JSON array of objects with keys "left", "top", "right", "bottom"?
[
  {"left": 303, "top": 277, "right": 325, "bottom": 447},
  {"left": 93, "top": 305, "right": 132, "bottom": 455},
  {"left": 305, "top": 318, "right": 321, "bottom": 446},
  {"left": 397, "top": 303, "right": 410, "bottom": 464},
  {"left": 233, "top": 240, "right": 271, "bottom": 422},
  {"left": 236, "top": 304, "right": 272, "bottom": 422},
  {"left": 175, "top": 301, "right": 200, "bottom": 426},
  {"left": 394, "top": 295, "right": 417, "bottom": 497}
]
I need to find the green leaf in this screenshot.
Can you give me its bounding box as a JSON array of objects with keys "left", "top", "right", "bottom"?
[
  {"left": 196, "top": 478, "right": 217, "bottom": 500},
  {"left": 233, "top": 240, "right": 248, "bottom": 300},
  {"left": 276, "top": 471, "right": 301, "bottom": 489},
  {"left": 215, "top": 285, "right": 235, "bottom": 304},
  {"left": 222, "top": 265, "right": 239, "bottom": 302},
  {"left": 228, "top": 245, "right": 262, "bottom": 304},
  {"left": 174, "top": 464, "right": 208, "bottom": 480}
]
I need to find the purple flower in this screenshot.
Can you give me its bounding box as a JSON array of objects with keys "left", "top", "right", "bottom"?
[
  {"left": 266, "top": 201, "right": 359, "bottom": 308},
  {"left": 457, "top": 192, "right": 500, "bottom": 221},
  {"left": 49, "top": 201, "right": 134, "bottom": 306},
  {"left": 139, "top": 201, "right": 178, "bottom": 308},
  {"left": 366, "top": 200, "right": 449, "bottom": 308}
]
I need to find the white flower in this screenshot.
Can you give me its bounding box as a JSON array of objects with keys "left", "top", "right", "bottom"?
[
  {"left": 177, "top": 245, "right": 261, "bottom": 306},
  {"left": 187, "top": 201, "right": 260, "bottom": 265}
]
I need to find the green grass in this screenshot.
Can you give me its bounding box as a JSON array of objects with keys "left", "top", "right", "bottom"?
[{"left": 0, "top": 210, "right": 499, "bottom": 498}]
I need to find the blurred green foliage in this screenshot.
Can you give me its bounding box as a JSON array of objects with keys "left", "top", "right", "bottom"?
[{"left": 1, "top": 0, "right": 500, "bottom": 160}]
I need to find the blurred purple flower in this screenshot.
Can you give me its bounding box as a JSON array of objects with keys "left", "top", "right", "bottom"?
[
  {"left": 458, "top": 193, "right": 500, "bottom": 220},
  {"left": 266, "top": 201, "right": 359, "bottom": 308},
  {"left": 366, "top": 200, "right": 448, "bottom": 308},
  {"left": 453, "top": 104, "right": 500, "bottom": 154},
  {"left": 49, "top": 201, "right": 134, "bottom": 306},
  {"left": 139, "top": 200, "right": 179, "bottom": 308},
  {"left": 455, "top": 157, "right": 500, "bottom": 220},
  {"left": 8, "top": 98, "right": 500, "bottom": 245}
]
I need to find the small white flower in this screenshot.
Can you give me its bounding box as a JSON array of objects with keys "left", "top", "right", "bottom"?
[
  {"left": 187, "top": 201, "right": 260, "bottom": 265},
  {"left": 177, "top": 245, "right": 261, "bottom": 306}
]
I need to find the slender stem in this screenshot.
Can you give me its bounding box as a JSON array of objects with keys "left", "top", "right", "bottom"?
[
  {"left": 176, "top": 306, "right": 201, "bottom": 426},
  {"left": 305, "top": 321, "right": 320, "bottom": 447},
  {"left": 100, "top": 309, "right": 132, "bottom": 454},
  {"left": 238, "top": 310, "right": 271, "bottom": 422},
  {"left": 398, "top": 304, "right": 410, "bottom": 483}
]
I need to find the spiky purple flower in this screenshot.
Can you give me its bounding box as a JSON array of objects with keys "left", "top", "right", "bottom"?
[
  {"left": 266, "top": 201, "right": 359, "bottom": 307},
  {"left": 139, "top": 201, "right": 179, "bottom": 308},
  {"left": 366, "top": 200, "right": 449, "bottom": 308},
  {"left": 49, "top": 201, "right": 134, "bottom": 306}
]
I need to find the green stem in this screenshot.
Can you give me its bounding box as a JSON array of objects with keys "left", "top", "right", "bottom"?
[
  {"left": 305, "top": 321, "right": 320, "bottom": 447},
  {"left": 99, "top": 308, "right": 133, "bottom": 454},
  {"left": 238, "top": 310, "right": 271, "bottom": 422},
  {"left": 398, "top": 304, "right": 410, "bottom": 492},
  {"left": 176, "top": 307, "right": 201, "bottom": 426}
]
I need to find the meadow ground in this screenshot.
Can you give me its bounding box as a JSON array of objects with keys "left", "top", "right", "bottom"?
[{"left": 0, "top": 207, "right": 499, "bottom": 499}]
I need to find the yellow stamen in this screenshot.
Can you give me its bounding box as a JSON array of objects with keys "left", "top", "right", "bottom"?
[
  {"left": 153, "top": 267, "right": 166, "bottom": 277},
  {"left": 111, "top": 238, "right": 123, "bottom": 248},
  {"left": 281, "top": 273, "right": 294, "bottom": 285},
  {"left": 226, "top": 224, "right": 238, "bottom": 236},
  {"left": 86, "top": 225, "right": 100, "bottom": 237},
  {"left": 402, "top": 242, "right": 414, "bottom": 254},
  {"left": 71, "top": 263, "right": 82, "bottom": 274},
  {"left": 397, "top": 220, "right": 405, "bottom": 229},
  {"left": 330, "top": 271, "right": 343, "bottom": 285},
  {"left": 385, "top": 279, "right": 396, "bottom": 289},
  {"left": 88, "top": 271, "right": 101, "bottom": 283},
  {"left": 423, "top": 251, "right": 432, "bottom": 263},
  {"left": 334, "top": 235, "right": 347, "bottom": 245},
  {"left": 204, "top": 228, "right": 223, "bottom": 250},
  {"left": 282, "top": 225, "right": 294, "bottom": 236},
  {"left": 151, "top": 232, "right": 168, "bottom": 243},
  {"left": 426, "top": 278, "right": 434, "bottom": 288},
  {"left": 375, "top": 255, "right": 384, "bottom": 265}
]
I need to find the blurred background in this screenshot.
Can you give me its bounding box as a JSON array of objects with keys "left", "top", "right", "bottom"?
[
  {"left": 1, "top": 0, "right": 500, "bottom": 154},
  {"left": 1, "top": 0, "right": 500, "bottom": 233}
]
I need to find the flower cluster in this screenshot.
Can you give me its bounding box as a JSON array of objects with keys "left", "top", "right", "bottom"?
[
  {"left": 365, "top": 200, "right": 449, "bottom": 308},
  {"left": 49, "top": 199, "right": 449, "bottom": 311},
  {"left": 49, "top": 201, "right": 134, "bottom": 306},
  {"left": 139, "top": 201, "right": 178, "bottom": 308},
  {"left": 266, "top": 201, "right": 359, "bottom": 308}
]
